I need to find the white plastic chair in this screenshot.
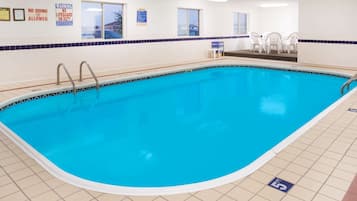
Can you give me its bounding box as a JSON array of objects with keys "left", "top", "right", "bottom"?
[
  {"left": 265, "top": 32, "right": 282, "bottom": 54},
  {"left": 250, "top": 32, "right": 264, "bottom": 53},
  {"left": 283, "top": 32, "right": 298, "bottom": 54}
]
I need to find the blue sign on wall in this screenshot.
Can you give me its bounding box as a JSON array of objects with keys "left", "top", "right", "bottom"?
[
  {"left": 268, "top": 177, "right": 294, "bottom": 193},
  {"left": 137, "top": 9, "right": 147, "bottom": 24}
]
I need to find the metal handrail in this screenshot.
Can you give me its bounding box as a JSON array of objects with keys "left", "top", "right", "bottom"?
[
  {"left": 57, "top": 63, "right": 77, "bottom": 94},
  {"left": 79, "top": 61, "right": 99, "bottom": 90},
  {"left": 340, "top": 73, "right": 357, "bottom": 95}
]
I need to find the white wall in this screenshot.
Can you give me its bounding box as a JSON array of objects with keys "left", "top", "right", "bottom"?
[
  {"left": 298, "top": 0, "right": 357, "bottom": 68},
  {"left": 0, "top": 0, "right": 256, "bottom": 85},
  {"left": 251, "top": 2, "right": 299, "bottom": 37}
]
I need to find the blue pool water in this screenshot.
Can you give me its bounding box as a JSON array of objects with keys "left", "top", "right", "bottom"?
[{"left": 0, "top": 67, "right": 354, "bottom": 187}]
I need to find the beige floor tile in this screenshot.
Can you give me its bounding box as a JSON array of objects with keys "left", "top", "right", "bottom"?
[
  {"left": 290, "top": 142, "right": 309, "bottom": 150},
  {"left": 311, "top": 194, "right": 337, "bottom": 201},
  {"left": 260, "top": 164, "right": 282, "bottom": 176},
  {"left": 341, "top": 156, "right": 357, "bottom": 166},
  {"left": 129, "top": 195, "right": 158, "bottom": 201},
  {"left": 31, "top": 190, "right": 60, "bottom": 201},
  {"left": 319, "top": 185, "right": 346, "bottom": 201},
  {"left": 268, "top": 158, "right": 290, "bottom": 169},
  {"left": 346, "top": 150, "right": 357, "bottom": 158},
  {"left": 185, "top": 196, "right": 201, "bottom": 201},
  {"left": 85, "top": 190, "right": 102, "bottom": 198},
  {"left": 0, "top": 176, "right": 12, "bottom": 187},
  {"left": 214, "top": 183, "right": 235, "bottom": 194},
  {"left": 284, "top": 146, "right": 303, "bottom": 156},
  {"left": 0, "top": 191, "right": 28, "bottom": 201},
  {"left": 23, "top": 182, "right": 51, "bottom": 198},
  {"left": 311, "top": 162, "right": 334, "bottom": 175},
  {"left": 257, "top": 186, "right": 285, "bottom": 201},
  {"left": 9, "top": 168, "right": 34, "bottom": 181},
  {"left": 278, "top": 170, "right": 301, "bottom": 183},
  {"left": 217, "top": 195, "right": 235, "bottom": 201},
  {"left": 0, "top": 156, "right": 21, "bottom": 167},
  {"left": 239, "top": 178, "right": 264, "bottom": 193},
  {"left": 323, "top": 150, "right": 343, "bottom": 161},
  {"left": 37, "top": 171, "right": 54, "bottom": 181},
  {"left": 249, "top": 171, "right": 274, "bottom": 185},
  {"left": 318, "top": 156, "right": 339, "bottom": 167},
  {"left": 45, "top": 178, "right": 65, "bottom": 189},
  {"left": 29, "top": 165, "right": 45, "bottom": 174},
  {"left": 195, "top": 189, "right": 222, "bottom": 201},
  {"left": 293, "top": 157, "right": 315, "bottom": 169},
  {"left": 3, "top": 162, "right": 27, "bottom": 174},
  {"left": 162, "top": 193, "right": 190, "bottom": 201},
  {"left": 247, "top": 196, "right": 269, "bottom": 201},
  {"left": 281, "top": 195, "right": 303, "bottom": 201},
  {"left": 285, "top": 163, "right": 308, "bottom": 176},
  {"left": 153, "top": 197, "right": 167, "bottom": 201},
  {"left": 277, "top": 152, "right": 298, "bottom": 162},
  {"left": 328, "top": 142, "right": 350, "bottom": 154},
  {"left": 297, "top": 177, "right": 323, "bottom": 192},
  {"left": 96, "top": 193, "right": 125, "bottom": 201},
  {"left": 288, "top": 186, "right": 316, "bottom": 201},
  {"left": 226, "top": 186, "right": 254, "bottom": 200},
  {"left": 336, "top": 162, "right": 357, "bottom": 173},
  {"left": 305, "top": 146, "right": 325, "bottom": 156},
  {"left": 16, "top": 175, "right": 42, "bottom": 189},
  {"left": 64, "top": 190, "right": 93, "bottom": 201},
  {"left": 325, "top": 176, "right": 352, "bottom": 191},
  {"left": 330, "top": 168, "right": 356, "bottom": 181},
  {"left": 299, "top": 152, "right": 320, "bottom": 162},
  {"left": 0, "top": 183, "right": 19, "bottom": 198},
  {"left": 304, "top": 170, "right": 329, "bottom": 183},
  {"left": 53, "top": 184, "right": 80, "bottom": 198},
  {"left": 22, "top": 159, "right": 37, "bottom": 167}
]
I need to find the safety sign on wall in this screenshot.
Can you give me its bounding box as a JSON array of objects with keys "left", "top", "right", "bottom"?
[
  {"left": 28, "top": 8, "right": 48, "bottom": 21},
  {"left": 55, "top": 3, "right": 73, "bottom": 26}
]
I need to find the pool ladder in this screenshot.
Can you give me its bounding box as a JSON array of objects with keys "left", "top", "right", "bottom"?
[
  {"left": 340, "top": 73, "right": 357, "bottom": 95},
  {"left": 56, "top": 61, "right": 99, "bottom": 94},
  {"left": 80, "top": 61, "right": 99, "bottom": 90}
]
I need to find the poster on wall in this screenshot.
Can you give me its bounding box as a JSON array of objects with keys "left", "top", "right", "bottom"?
[
  {"left": 137, "top": 9, "right": 147, "bottom": 24},
  {"left": 28, "top": 8, "right": 48, "bottom": 21},
  {"left": 55, "top": 3, "right": 73, "bottom": 26},
  {"left": 0, "top": 7, "right": 10, "bottom": 21},
  {"left": 13, "top": 8, "right": 25, "bottom": 21}
]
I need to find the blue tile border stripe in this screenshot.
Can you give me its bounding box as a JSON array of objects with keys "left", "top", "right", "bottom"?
[
  {"left": 299, "top": 39, "right": 357, "bottom": 45},
  {"left": 0, "top": 35, "right": 249, "bottom": 52}
]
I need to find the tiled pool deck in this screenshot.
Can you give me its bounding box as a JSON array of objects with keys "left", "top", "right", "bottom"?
[{"left": 0, "top": 58, "right": 356, "bottom": 201}]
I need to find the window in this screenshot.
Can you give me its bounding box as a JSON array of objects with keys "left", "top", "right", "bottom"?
[
  {"left": 233, "top": 12, "right": 248, "bottom": 35},
  {"left": 81, "top": 2, "right": 123, "bottom": 39},
  {"left": 178, "top": 8, "right": 200, "bottom": 36}
]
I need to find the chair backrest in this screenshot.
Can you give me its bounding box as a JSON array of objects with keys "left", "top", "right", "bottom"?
[
  {"left": 250, "top": 32, "right": 262, "bottom": 44},
  {"left": 287, "top": 32, "right": 299, "bottom": 45},
  {"left": 265, "top": 32, "right": 282, "bottom": 45}
]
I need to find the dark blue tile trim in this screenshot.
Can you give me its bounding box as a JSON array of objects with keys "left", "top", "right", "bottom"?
[
  {"left": 0, "top": 35, "right": 249, "bottom": 52},
  {"left": 299, "top": 39, "right": 357, "bottom": 45}
]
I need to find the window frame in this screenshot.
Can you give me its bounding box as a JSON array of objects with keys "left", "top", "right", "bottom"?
[
  {"left": 81, "top": 1, "right": 125, "bottom": 40},
  {"left": 177, "top": 7, "right": 201, "bottom": 37},
  {"left": 233, "top": 12, "right": 248, "bottom": 35}
]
